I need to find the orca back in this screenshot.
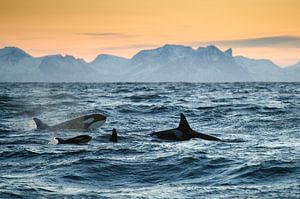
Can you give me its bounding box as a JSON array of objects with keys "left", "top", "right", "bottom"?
[
  {"left": 151, "top": 113, "right": 221, "bottom": 141},
  {"left": 55, "top": 135, "right": 92, "bottom": 144},
  {"left": 52, "top": 114, "right": 106, "bottom": 130}
]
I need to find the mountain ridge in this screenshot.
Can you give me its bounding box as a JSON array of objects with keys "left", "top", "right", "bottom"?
[{"left": 0, "top": 45, "right": 299, "bottom": 82}]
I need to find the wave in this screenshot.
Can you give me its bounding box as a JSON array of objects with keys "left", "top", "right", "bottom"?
[
  {"left": 0, "top": 82, "right": 299, "bottom": 198},
  {"left": 0, "top": 149, "right": 39, "bottom": 159},
  {"left": 46, "top": 93, "right": 79, "bottom": 100},
  {"left": 125, "top": 94, "right": 163, "bottom": 102},
  {"left": 0, "top": 128, "right": 12, "bottom": 133},
  {"left": 228, "top": 160, "right": 298, "bottom": 184}
]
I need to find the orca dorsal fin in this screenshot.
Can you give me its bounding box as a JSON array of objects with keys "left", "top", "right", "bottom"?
[
  {"left": 33, "top": 118, "right": 49, "bottom": 130},
  {"left": 178, "top": 113, "right": 192, "bottom": 131},
  {"left": 109, "top": 128, "right": 118, "bottom": 142}
]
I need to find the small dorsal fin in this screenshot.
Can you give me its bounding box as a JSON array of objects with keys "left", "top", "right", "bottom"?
[
  {"left": 109, "top": 128, "right": 118, "bottom": 142},
  {"left": 178, "top": 113, "right": 192, "bottom": 131},
  {"left": 33, "top": 118, "right": 49, "bottom": 130}
]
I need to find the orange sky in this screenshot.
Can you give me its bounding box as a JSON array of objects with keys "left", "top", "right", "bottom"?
[{"left": 1, "top": 0, "right": 300, "bottom": 66}]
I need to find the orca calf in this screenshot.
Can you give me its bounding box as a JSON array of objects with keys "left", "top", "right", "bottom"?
[
  {"left": 109, "top": 128, "right": 118, "bottom": 142},
  {"left": 150, "top": 113, "right": 220, "bottom": 141},
  {"left": 55, "top": 135, "right": 92, "bottom": 144},
  {"left": 33, "top": 114, "right": 106, "bottom": 130}
]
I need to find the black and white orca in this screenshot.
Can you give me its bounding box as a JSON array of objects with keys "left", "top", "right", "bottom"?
[
  {"left": 150, "top": 113, "right": 220, "bottom": 141},
  {"left": 33, "top": 114, "right": 106, "bottom": 131},
  {"left": 109, "top": 128, "right": 118, "bottom": 142},
  {"left": 55, "top": 135, "right": 92, "bottom": 144}
]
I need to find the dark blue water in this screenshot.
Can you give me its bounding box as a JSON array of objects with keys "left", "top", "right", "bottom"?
[{"left": 0, "top": 82, "right": 299, "bottom": 198}]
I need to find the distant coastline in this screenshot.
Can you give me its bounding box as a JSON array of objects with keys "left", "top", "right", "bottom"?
[{"left": 0, "top": 45, "right": 299, "bottom": 82}]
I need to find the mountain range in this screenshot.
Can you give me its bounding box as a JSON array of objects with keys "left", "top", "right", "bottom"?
[{"left": 0, "top": 45, "right": 299, "bottom": 82}]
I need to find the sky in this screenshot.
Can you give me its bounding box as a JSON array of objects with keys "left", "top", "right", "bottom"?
[{"left": 1, "top": 0, "right": 300, "bottom": 66}]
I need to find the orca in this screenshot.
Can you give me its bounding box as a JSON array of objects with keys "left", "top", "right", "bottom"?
[
  {"left": 109, "top": 128, "right": 118, "bottom": 142},
  {"left": 55, "top": 135, "right": 92, "bottom": 144},
  {"left": 150, "top": 113, "right": 220, "bottom": 141},
  {"left": 33, "top": 114, "right": 106, "bottom": 130}
]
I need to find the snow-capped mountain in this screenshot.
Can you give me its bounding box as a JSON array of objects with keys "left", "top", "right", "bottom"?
[
  {"left": 0, "top": 47, "right": 43, "bottom": 82},
  {"left": 90, "top": 54, "right": 129, "bottom": 81},
  {"left": 38, "top": 54, "right": 99, "bottom": 82},
  {"left": 234, "top": 56, "right": 289, "bottom": 81},
  {"left": 284, "top": 61, "right": 300, "bottom": 81},
  {"left": 287, "top": 61, "right": 300, "bottom": 71},
  {"left": 126, "top": 44, "right": 251, "bottom": 82},
  {"left": 0, "top": 45, "right": 299, "bottom": 82},
  {"left": 0, "top": 47, "right": 100, "bottom": 82},
  {"left": 0, "top": 47, "right": 32, "bottom": 64}
]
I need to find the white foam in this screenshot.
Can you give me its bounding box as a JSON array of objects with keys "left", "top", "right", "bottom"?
[{"left": 48, "top": 137, "right": 59, "bottom": 145}]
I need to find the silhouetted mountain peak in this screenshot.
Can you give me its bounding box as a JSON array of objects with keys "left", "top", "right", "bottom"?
[
  {"left": 132, "top": 44, "right": 194, "bottom": 61},
  {"left": 197, "top": 45, "right": 223, "bottom": 54},
  {"left": 41, "top": 54, "right": 86, "bottom": 64},
  {"left": 0, "top": 46, "right": 32, "bottom": 63},
  {"left": 224, "top": 48, "right": 232, "bottom": 57},
  {"left": 91, "top": 54, "right": 128, "bottom": 64}
]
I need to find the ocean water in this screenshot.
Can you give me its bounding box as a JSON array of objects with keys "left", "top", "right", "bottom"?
[{"left": 0, "top": 82, "right": 299, "bottom": 198}]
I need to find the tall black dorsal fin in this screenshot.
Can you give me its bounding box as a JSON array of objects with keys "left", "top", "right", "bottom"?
[
  {"left": 33, "top": 118, "right": 49, "bottom": 130},
  {"left": 109, "top": 128, "right": 118, "bottom": 142},
  {"left": 178, "top": 113, "right": 192, "bottom": 131}
]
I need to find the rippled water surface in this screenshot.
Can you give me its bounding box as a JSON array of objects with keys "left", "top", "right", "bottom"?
[{"left": 0, "top": 82, "right": 299, "bottom": 198}]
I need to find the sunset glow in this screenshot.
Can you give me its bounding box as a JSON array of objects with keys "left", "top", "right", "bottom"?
[{"left": 1, "top": 0, "right": 300, "bottom": 66}]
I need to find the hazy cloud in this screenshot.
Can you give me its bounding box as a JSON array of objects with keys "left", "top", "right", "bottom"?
[
  {"left": 77, "top": 32, "right": 134, "bottom": 38},
  {"left": 197, "top": 36, "right": 300, "bottom": 48}
]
